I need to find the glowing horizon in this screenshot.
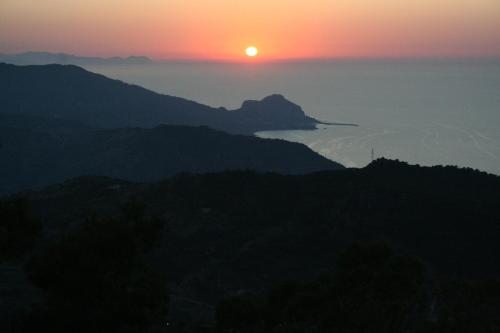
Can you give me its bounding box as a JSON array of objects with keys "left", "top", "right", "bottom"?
[{"left": 1, "top": 0, "right": 499, "bottom": 61}]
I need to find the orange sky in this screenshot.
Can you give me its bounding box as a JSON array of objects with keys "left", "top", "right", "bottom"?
[{"left": 1, "top": 0, "right": 499, "bottom": 60}]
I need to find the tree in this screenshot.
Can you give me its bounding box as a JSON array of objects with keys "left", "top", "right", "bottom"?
[
  {"left": 215, "top": 242, "right": 429, "bottom": 333},
  {"left": 0, "top": 198, "right": 40, "bottom": 262},
  {"left": 216, "top": 295, "right": 265, "bottom": 333},
  {"left": 24, "top": 216, "right": 168, "bottom": 333}
]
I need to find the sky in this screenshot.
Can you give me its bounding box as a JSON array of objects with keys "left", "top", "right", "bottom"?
[{"left": 1, "top": 0, "right": 499, "bottom": 61}]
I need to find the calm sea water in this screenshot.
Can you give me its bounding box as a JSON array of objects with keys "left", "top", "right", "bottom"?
[{"left": 84, "top": 60, "right": 500, "bottom": 174}]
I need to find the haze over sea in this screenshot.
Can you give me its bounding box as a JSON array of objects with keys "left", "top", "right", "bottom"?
[{"left": 85, "top": 59, "right": 500, "bottom": 174}]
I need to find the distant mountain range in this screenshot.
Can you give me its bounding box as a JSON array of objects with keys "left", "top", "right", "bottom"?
[
  {"left": 0, "top": 51, "right": 153, "bottom": 65},
  {"left": 0, "top": 63, "right": 323, "bottom": 134}
]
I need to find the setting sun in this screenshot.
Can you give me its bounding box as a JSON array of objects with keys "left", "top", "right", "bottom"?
[{"left": 245, "top": 46, "right": 258, "bottom": 57}]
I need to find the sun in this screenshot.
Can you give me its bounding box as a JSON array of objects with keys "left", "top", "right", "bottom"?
[{"left": 245, "top": 46, "right": 258, "bottom": 57}]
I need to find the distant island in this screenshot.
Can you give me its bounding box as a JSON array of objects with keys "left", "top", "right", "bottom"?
[{"left": 0, "top": 51, "right": 153, "bottom": 65}]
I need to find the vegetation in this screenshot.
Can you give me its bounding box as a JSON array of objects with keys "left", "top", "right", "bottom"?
[
  {"left": 0, "top": 160, "right": 499, "bottom": 331},
  {"left": 0, "top": 198, "right": 40, "bottom": 262},
  {"left": 216, "top": 243, "right": 500, "bottom": 333},
  {"left": 7, "top": 202, "right": 168, "bottom": 332}
]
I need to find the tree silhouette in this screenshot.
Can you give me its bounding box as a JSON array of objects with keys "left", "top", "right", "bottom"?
[
  {"left": 0, "top": 198, "right": 40, "bottom": 262},
  {"left": 216, "top": 242, "right": 429, "bottom": 333},
  {"left": 24, "top": 216, "right": 168, "bottom": 332}
]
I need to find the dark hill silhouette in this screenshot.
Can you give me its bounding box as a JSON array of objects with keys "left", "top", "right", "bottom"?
[
  {"left": 16, "top": 160, "right": 500, "bottom": 283},
  {"left": 0, "top": 117, "right": 342, "bottom": 194},
  {"left": 0, "top": 63, "right": 323, "bottom": 134},
  {"left": 0, "top": 112, "right": 89, "bottom": 134},
  {"left": 233, "top": 94, "right": 319, "bottom": 130},
  {"left": 3, "top": 160, "right": 499, "bottom": 326}
]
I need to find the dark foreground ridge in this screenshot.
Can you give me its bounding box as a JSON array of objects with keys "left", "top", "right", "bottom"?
[
  {"left": 0, "top": 63, "right": 327, "bottom": 134},
  {"left": 1, "top": 159, "right": 499, "bottom": 331}
]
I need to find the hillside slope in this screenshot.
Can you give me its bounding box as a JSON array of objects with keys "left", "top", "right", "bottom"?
[
  {"left": 2, "top": 159, "right": 499, "bottom": 328},
  {"left": 16, "top": 160, "right": 500, "bottom": 295},
  {"left": 0, "top": 63, "right": 321, "bottom": 134},
  {"left": 0, "top": 119, "right": 342, "bottom": 194}
]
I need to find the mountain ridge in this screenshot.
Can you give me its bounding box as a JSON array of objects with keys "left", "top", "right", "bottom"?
[
  {"left": 0, "top": 63, "right": 325, "bottom": 134},
  {"left": 0, "top": 119, "right": 343, "bottom": 195}
]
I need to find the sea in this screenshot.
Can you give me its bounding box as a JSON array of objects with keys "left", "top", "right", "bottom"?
[{"left": 84, "top": 59, "right": 500, "bottom": 175}]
